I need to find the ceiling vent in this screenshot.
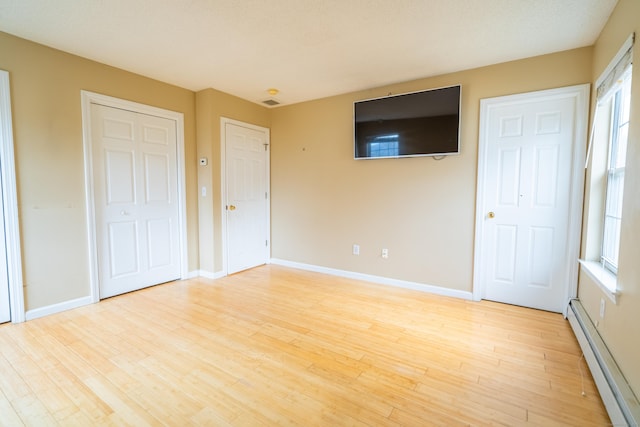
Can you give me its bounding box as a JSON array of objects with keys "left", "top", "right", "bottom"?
[{"left": 262, "top": 99, "right": 280, "bottom": 106}]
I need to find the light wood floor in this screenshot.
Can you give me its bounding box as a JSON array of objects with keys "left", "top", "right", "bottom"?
[{"left": 0, "top": 265, "right": 610, "bottom": 426}]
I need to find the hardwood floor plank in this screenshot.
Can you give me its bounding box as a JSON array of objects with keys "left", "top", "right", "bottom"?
[
  {"left": 0, "top": 387, "right": 24, "bottom": 427},
  {"left": 82, "top": 376, "right": 160, "bottom": 426},
  {"left": 189, "top": 406, "right": 237, "bottom": 427},
  {"left": 0, "top": 265, "right": 610, "bottom": 425},
  {"left": 389, "top": 407, "right": 470, "bottom": 427}
]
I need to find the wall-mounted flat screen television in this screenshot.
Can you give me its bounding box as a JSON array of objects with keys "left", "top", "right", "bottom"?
[{"left": 354, "top": 85, "right": 461, "bottom": 159}]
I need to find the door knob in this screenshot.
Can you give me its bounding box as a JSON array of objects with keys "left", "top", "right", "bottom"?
[
  {"left": 488, "top": 211, "right": 495, "bottom": 219},
  {"left": 228, "top": 205, "right": 236, "bottom": 211}
]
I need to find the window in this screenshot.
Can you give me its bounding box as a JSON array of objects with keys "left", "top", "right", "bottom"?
[
  {"left": 581, "top": 34, "right": 634, "bottom": 299},
  {"left": 601, "top": 70, "right": 632, "bottom": 274}
]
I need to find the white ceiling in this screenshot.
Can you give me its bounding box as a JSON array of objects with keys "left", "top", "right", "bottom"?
[{"left": 0, "top": 0, "right": 618, "bottom": 106}]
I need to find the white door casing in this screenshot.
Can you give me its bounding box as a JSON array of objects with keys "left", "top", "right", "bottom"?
[
  {"left": 0, "top": 197, "right": 9, "bottom": 323},
  {"left": 221, "top": 118, "right": 270, "bottom": 275},
  {"left": 0, "top": 70, "right": 24, "bottom": 323},
  {"left": 474, "top": 85, "right": 589, "bottom": 313},
  {"left": 82, "top": 92, "right": 188, "bottom": 301}
]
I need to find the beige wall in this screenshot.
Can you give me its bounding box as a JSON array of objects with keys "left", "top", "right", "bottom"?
[
  {"left": 578, "top": 0, "right": 640, "bottom": 398},
  {"left": 0, "top": 31, "right": 199, "bottom": 310},
  {"left": 270, "top": 48, "right": 592, "bottom": 291},
  {"left": 196, "top": 89, "right": 270, "bottom": 274}
]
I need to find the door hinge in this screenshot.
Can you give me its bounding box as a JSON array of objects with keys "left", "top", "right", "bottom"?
[
  {"left": 264, "top": 143, "right": 269, "bottom": 151},
  {"left": 265, "top": 192, "right": 268, "bottom": 200},
  {"left": 266, "top": 240, "right": 269, "bottom": 247}
]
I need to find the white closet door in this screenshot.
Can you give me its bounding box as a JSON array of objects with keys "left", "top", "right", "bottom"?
[{"left": 92, "top": 104, "right": 180, "bottom": 299}]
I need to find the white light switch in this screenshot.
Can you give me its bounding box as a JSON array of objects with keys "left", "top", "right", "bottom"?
[{"left": 201, "top": 186, "right": 207, "bottom": 197}]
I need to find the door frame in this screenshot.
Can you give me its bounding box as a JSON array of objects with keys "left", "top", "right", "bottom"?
[
  {"left": 220, "top": 117, "right": 270, "bottom": 276},
  {"left": 81, "top": 91, "right": 188, "bottom": 302},
  {"left": 0, "top": 70, "right": 25, "bottom": 323},
  {"left": 472, "top": 84, "right": 590, "bottom": 314}
]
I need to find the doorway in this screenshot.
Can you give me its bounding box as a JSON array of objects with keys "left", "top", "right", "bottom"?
[
  {"left": 82, "top": 92, "right": 188, "bottom": 301},
  {"left": 473, "top": 85, "right": 589, "bottom": 313},
  {"left": 221, "top": 118, "right": 270, "bottom": 275}
]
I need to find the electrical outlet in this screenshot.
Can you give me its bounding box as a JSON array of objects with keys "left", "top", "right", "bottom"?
[
  {"left": 600, "top": 298, "right": 606, "bottom": 318},
  {"left": 353, "top": 244, "right": 360, "bottom": 255},
  {"left": 381, "top": 248, "right": 388, "bottom": 259}
]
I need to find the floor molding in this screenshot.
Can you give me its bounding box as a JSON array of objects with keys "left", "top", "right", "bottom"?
[
  {"left": 194, "top": 270, "right": 226, "bottom": 280},
  {"left": 25, "top": 296, "right": 94, "bottom": 321},
  {"left": 270, "top": 258, "right": 473, "bottom": 300}
]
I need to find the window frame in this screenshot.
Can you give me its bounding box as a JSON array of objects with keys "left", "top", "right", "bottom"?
[
  {"left": 580, "top": 34, "right": 634, "bottom": 302},
  {"left": 600, "top": 68, "right": 632, "bottom": 275}
]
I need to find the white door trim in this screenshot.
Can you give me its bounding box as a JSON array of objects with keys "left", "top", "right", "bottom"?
[
  {"left": 473, "top": 84, "right": 589, "bottom": 314},
  {"left": 0, "top": 70, "right": 25, "bottom": 323},
  {"left": 81, "top": 91, "right": 188, "bottom": 302},
  {"left": 220, "top": 117, "right": 270, "bottom": 276}
]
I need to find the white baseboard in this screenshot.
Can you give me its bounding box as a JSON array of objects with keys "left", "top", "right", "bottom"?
[
  {"left": 193, "top": 270, "right": 226, "bottom": 280},
  {"left": 186, "top": 270, "right": 201, "bottom": 279},
  {"left": 568, "top": 299, "right": 639, "bottom": 427},
  {"left": 270, "top": 258, "right": 473, "bottom": 300},
  {"left": 25, "top": 296, "right": 94, "bottom": 321}
]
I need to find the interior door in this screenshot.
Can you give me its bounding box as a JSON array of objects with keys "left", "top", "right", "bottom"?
[
  {"left": 91, "top": 104, "right": 181, "bottom": 299},
  {"left": 476, "top": 88, "right": 583, "bottom": 312},
  {"left": 225, "top": 121, "right": 269, "bottom": 274}
]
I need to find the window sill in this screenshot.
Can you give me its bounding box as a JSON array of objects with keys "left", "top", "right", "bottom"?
[{"left": 579, "top": 260, "right": 619, "bottom": 304}]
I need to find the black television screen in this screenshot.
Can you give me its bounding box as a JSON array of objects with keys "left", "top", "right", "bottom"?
[{"left": 354, "top": 85, "right": 461, "bottom": 159}]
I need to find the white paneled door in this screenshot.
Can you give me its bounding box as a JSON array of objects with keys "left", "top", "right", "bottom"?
[
  {"left": 91, "top": 104, "right": 181, "bottom": 299},
  {"left": 475, "top": 86, "right": 588, "bottom": 312},
  {"left": 224, "top": 120, "right": 269, "bottom": 274}
]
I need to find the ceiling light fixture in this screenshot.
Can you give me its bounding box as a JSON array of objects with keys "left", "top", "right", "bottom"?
[{"left": 267, "top": 88, "right": 279, "bottom": 96}]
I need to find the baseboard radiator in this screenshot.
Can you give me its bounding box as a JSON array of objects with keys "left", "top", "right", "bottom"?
[{"left": 567, "top": 299, "right": 640, "bottom": 426}]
